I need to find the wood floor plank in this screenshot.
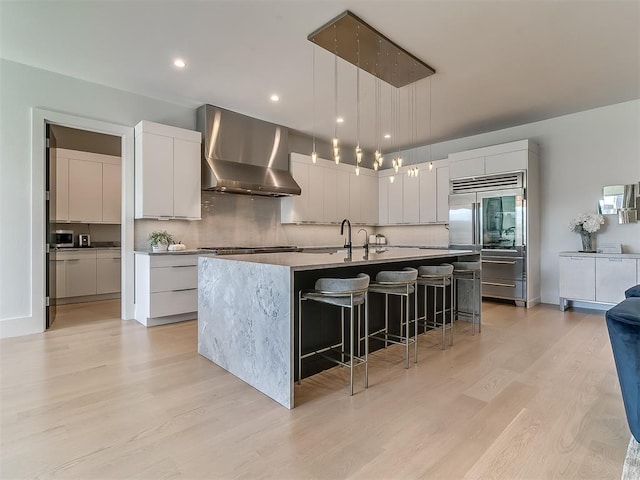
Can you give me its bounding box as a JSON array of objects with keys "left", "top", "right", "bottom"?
[{"left": 0, "top": 299, "right": 630, "bottom": 479}]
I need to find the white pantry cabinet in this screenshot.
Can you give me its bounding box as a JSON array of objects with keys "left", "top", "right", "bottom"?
[
  {"left": 559, "top": 252, "right": 639, "bottom": 310},
  {"left": 51, "top": 149, "right": 121, "bottom": 224},
  {"left": 134, "top": 121, "right": 202, "bottom": 220},
  {"left": 135, "top": 253, "right": 198, "bottom": 326}
]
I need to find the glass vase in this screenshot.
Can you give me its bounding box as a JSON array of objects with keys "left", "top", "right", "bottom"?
[{"left": 580, "top": 231, "right": 594, "bottom": 252}]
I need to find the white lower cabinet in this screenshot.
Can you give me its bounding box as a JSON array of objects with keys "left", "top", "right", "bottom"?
[
  {"left": 135, "top": 254, "right": 198, "bottom": 326},
  {"left": 97, "top": 251, "right": 121, "bottom": 294},
  {"left": 51, "top": 249, "right": 121, "bottom": 301},
  {"left": 559, "top": 252, "right": 639, "bottom": 310},
  {"left": 595, "top": 257, "right": 637, "bottom": 304}
]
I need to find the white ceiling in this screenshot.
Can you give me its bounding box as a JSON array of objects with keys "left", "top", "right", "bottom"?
[{"left": 2, "top": 0, "right": 639, "bottom": 152}]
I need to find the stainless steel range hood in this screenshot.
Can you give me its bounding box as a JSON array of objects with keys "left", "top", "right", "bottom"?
[{"left": 197, "top": 104, "right": 301, "bottom": 196}]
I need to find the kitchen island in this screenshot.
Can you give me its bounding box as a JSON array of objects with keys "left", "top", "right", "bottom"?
[{"left": 197, "top": 248, "right": 479, "bottom": 408}]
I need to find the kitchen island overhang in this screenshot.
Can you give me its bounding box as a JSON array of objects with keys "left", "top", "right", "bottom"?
[{"left": 197, "top": 248, "right": 480, "bottom": 408}]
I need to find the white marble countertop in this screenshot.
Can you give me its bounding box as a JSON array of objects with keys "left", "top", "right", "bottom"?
[
  {"left": 134, "top": 249, "right": 202, "bottom": 255},
  {"left": 53, "top": 247, "right": 121, "bottom": 252},
  {"left": 559, "top": 251, "right": 640, "bottom": 259},
  {"left": 199, "top": 247, "right": 476, "bottom": 271}
]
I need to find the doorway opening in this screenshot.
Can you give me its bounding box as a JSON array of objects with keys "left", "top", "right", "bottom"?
[{"left": 46, "top": 125, "right": 123, "bottom": 329}]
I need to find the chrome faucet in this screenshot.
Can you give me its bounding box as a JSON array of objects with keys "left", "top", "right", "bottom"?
[
  {"left": 358, "top": 228, "right": 369, "bottom": 254},
  {"left": 340, "top": 219, "right": 352, "bottom": 254}
]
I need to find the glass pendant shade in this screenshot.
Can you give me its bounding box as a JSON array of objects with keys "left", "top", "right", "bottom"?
[
  {"left": 334, "top": 154, "right": 340, "bottom": 164},
  {"left": 311, "top": 151, "right": 317, "bottom": 163},
  {"left": 355, "top": 166, "right": 360, "bottom": 176},
  {"left": 389, "top": 175, "right": 395, "bottom": 183}
]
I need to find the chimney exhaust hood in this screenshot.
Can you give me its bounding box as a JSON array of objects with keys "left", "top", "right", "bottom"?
[{"left": 197, "top": 104, "right": 301, "bottom": 197}]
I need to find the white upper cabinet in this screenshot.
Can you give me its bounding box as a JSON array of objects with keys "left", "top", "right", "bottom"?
[
  {"left": 50, "top": 148, "right": 121, "bottom": 224},
  {"left": 134, "top": 121, "right": 202, "bottom": 220},
  {"left": 281, "top": 153, "right": 378, "bottom": 224},
  {"left": 419, "top": 166, "right": 437, "bottom": 223},
  {"left": 403, "top": 174, "right": 420, "bottom": 224},
  {"left": 436, "top": 165, "right": 449, "bottom": 223},
  {"left": 378, "top": 176, "right": 389, "bottom": 225},
  {"left": 448, "top": 139, "right": 535, "bottom": 180},
  {"left": 387, "top": 174, "right": 404, "bottom": 224}
]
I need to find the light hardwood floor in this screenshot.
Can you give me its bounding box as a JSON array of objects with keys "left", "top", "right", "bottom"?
[{"left": 0, "top": 300, "right": 630, "bottom": 479}]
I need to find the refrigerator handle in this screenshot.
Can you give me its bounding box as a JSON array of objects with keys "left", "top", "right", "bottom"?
[
  {"left": 472, "top": 202, "right": 477, "bottom": 245},
  {"left": 474, "top": 202, "right": 481, "bottom": 245}
]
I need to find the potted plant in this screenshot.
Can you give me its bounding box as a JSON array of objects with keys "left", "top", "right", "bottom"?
[{"left": 148, "top": 230, "right": 173, "bottom": 252}]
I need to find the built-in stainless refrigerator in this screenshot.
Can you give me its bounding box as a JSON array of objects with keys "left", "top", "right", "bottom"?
[{"left": 449, "top": 172, "right": 528, "bottom": 306}]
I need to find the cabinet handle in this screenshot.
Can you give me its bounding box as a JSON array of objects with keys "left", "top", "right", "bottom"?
[
  {"left": 482, "top": 260, "right": 517, "bottom": 265},
  {"left": 171, "top": 265, "right": 195, "bottom": 268},
  {"left": 608, "top": 258, "right": 622, "bottom": 262},
  {"left": 173, "top": 288, "right": 195, "bottom": 292},
  {"left": 66, "top": 259, "right": 80, "bottom": 262},
  {"left": 482, "top": 281, "right": 516, "bottom": 288}
]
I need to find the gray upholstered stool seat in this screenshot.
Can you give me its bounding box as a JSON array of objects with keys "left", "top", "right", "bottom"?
[
  {"left": 368, "top": 267, "right": 418, "bottom": 368},
  {"left": 417, "top": 263, "right": 454, "bottom": 349},
  {"left": 451, "top": 261, "right": 482, "bottom": 335},
  {"left": 298, "top": 273, "right": 370, "bottom": 395}
]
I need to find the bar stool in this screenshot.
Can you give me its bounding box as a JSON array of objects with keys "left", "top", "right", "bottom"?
[
  {"left": 298, "top": 273, "right": 370, "bottom": 395},
  {"left": 368, "top": 267, "right": 418, "bottom": 368},
  {"left": 452, "top": 261, "right": 482, "bottom": 335},
  {"left": 417, "top": 263, "right": 454, "bottom": 349}
]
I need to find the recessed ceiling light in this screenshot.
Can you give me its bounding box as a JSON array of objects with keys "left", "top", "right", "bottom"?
[
  {"left": 173, "top": 58, "right": 186, "bottom": 68},
  {"left": 336, "top": 117, "right": 344, "bottom": 123},
  {"left": 270, "top": 94, "right": 280, "bottom": 102},
  {"left": 384, "top": 133, "right": 391, "bottom": 139}
]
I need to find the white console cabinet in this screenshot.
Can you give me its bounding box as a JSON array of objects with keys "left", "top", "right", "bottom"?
[
  {"left": 135, "top": 253, "right": 198, "bottom": 326},
  {"left": 559, "top": 252, "right": 639, "bottom": 310}
]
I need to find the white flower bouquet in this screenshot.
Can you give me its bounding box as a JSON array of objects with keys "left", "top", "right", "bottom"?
[{"left": 568, "top": 213, "right": 605, "bottom": 233}]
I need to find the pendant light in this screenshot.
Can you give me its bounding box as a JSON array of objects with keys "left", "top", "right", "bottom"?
[
  {"left": 311, "top": 44, "right": 317, "bottom": 164},
  {"left": 332, "top": 25, "right": 340, "bottom": 164}
]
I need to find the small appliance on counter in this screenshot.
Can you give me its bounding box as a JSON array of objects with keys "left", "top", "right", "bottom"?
[
  {"left": 54, "top": 230, "right": 74, "bottom": 248},
  {"left": 78, "top": 234, "right": 91, "bottom": 247}
]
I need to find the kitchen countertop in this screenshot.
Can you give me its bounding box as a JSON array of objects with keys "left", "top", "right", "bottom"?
[
  {"left": 53, "top": 247, "right": 121, "bottom": 252},
  {"left": 134, "top": 249, "right": 202, "bottom": 255},
  {"left": 559, "top": 251, "right": 640, "bottom": 258},
  {"left": 198, "top": 247, "right": 473, "bottom": 271}
]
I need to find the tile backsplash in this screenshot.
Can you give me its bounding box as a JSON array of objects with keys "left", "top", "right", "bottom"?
[{"left": 134, "top": 191, "right": 447, "bottom": 250}]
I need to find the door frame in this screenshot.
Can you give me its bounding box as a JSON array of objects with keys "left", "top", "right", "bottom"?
[{"left": 32, "top": 108, "right": 135, "bottom": 329}]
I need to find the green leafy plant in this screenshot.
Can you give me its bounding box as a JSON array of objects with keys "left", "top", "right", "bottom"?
[{"left": 148, "top": 230, "right": 173, "bottom": 248}]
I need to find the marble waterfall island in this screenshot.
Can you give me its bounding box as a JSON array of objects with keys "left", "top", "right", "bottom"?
[{"left": 197, "top": 248, "right": 479, "bottom": 409}]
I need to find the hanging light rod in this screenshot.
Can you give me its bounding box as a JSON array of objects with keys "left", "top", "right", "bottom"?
[{"left": 308, "top": 10, "right": 435, "bottom": 88}]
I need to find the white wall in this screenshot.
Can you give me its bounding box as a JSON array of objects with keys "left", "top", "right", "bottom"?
[
  {"left": 0, "top": 59, "right": 195, "bottom": 336},
  {"left": 391, "top": 100, "right": 640, "bottom": 304}
]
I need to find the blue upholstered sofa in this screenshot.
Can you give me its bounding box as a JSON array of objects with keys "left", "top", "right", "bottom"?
[{"left": 606, "top": 284, "right": 640, "bottom": 443}]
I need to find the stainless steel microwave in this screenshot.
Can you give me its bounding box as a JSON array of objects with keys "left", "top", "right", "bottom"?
[{"left": 54, "top": 230, "right": 74, "bottom": 248}]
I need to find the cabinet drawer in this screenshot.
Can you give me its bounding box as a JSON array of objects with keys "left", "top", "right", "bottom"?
[
  {"left": 149, "top": 254, "right": 198, "bottom": 268},
  {"left": 481, "top": 257, "right": 524, "bottom": 280},
  {"left": 149, "top": 289, "right": 197, "bottom": 317},
  {"left": 482, "top": 279, "right": 524, "bottom": 301},
  {"left": 595, "top": 257, "right": 637, "bottom": 304},
  {"left": 150, "top": 265, "right": 197, "bottom": 292},
  {"left": 559, "top": 256, "right": 595, "bottom": 301}
]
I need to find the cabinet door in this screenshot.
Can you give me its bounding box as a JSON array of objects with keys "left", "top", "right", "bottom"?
[
  {"left": 97, "top": 256, "right": 121, "bottom": 294},
  {"left": 102, "top": 163, "right": 121, "bottom": 223},
  {"left": 66, "top": 256, "right": 97, "bottom": 297},
  {"left": 349, "top": 173, "right": 362, "bottom": 223},
  {"left": 138, "top": 132, "right": 174, "bottom": 218},
  {"left": 403, "top": 174, "right": 420, "bottom": 223},
  {"left": 388, "top": 175, "right": 404, "bottom": 224},
  {"left": 284, "top": 160, "right": 309, "bottom": 222},
  {"left": 361, "top": 174, "right": 377, "bottom": 225},
  {"left": 596, "top": 258, "right": 637, "bottom": 304},
  {"left": 50, "top": 259, "right": 66, "bottom": 298},
  {"left": 559, "top": 256, "right": 595, "bottom": 301},
  {"left": 436, "top": 165, "right": 449, "bottom": 223},
  {"left": 173, "top": 138, "right": 201, "bottom": 219},
  {"left": 419, "top": 168, "right": 437, "bottom": 223},
  {"left": 378, "top": 177, "right": 389, "bottom": 225},
  {"left": 449, "top": 157, "right": 485, "bottom": 179},
  {"left": 336, "top": 170, "right": 350, "bottom": 223},
  {"left": 68, "top": 159, "right": 102, "bottom": 222},
  {"left": 485, "top": 150, "right": 527, "bottom": 175},
  {"left": 52, "top": 155, "right": 69, "bottom": 222},
  {"left": 307, "top": 166, "right": 324, "bottom": 222},
  {"left": 322, "top": 167, "right": 337, "bottom": 223}
]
